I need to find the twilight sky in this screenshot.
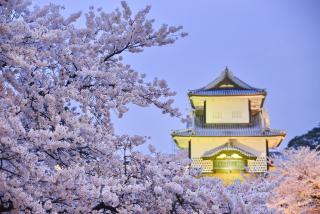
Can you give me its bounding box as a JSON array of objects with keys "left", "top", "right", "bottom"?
[{"left": 36, "top": 0, "right": 320, "bottom": 153}]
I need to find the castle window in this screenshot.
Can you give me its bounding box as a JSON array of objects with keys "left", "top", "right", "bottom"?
[
  {"left": 212, "top": 112, "right": 222, "bottom": 119},
  {"left": 219, "top": 84, "right": 234, "bottom": 88},
  {"left": 232, "top": 111, "right": 242, "bottom": 119}
]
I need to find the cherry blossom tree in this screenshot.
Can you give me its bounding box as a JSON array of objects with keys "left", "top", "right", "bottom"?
[
  {"left": 217, "top": 148, "right": 320, "bottom": 214},
  {"left": 268, "top": 148, "right": 320, "bottom": 214},
  {"left": 0, "top": 0, "right": 233, "bottom": 213},
  {"left": 229, "top": 148, "right": 320, "bottom": 214}
]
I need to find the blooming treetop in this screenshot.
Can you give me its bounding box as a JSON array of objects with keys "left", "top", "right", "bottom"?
[
  {"left": 1, "top": 0, "right": 217, "bottom": 213},
  {"left": 0, "top": 0, "right": 245, "bottom": 213}
]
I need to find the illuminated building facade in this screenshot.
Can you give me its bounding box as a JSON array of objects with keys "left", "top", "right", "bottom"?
[{"left": 172, "top": 68, "right": 286, "bottom": 175}]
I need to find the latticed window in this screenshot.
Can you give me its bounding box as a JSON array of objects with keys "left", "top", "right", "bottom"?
[
  {"left": 213, "top": 160, "right": 245, "bottom": 170},
  {"left": 212, "top": 112, "right": 222, "bottom": 119},
  {"left": 232, "top": 111, "right": 242, "bottom": 119}
]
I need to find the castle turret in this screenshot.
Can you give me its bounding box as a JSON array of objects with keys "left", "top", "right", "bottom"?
[{"left": 172, "top": 68, "right": 286, "bottom": 176}]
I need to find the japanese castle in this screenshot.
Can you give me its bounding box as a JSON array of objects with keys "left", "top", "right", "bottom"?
[{"left": 172, "top": 68, "right": 286, "bottom": 175}]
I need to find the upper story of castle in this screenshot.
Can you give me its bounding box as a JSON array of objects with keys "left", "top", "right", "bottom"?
[
  {"left": 188, "top": 67, "right": 267, "bottom": 125},
  {"left": 172, "top": 68, "right": 286, "bottom": 149}
]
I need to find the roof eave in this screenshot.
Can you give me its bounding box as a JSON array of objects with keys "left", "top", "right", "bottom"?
[
  {"left": 171, "top": 133, "right": 286, "bottom": 137},
  {"left": 188, "top": 91, "right": 267, "bottom": 97}
]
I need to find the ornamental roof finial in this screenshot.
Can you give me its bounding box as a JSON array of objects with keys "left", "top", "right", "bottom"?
[{"left": 223, "top": 66, "right": 233, "bottom": 77}]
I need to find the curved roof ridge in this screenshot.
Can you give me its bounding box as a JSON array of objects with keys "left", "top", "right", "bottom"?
[
  {"left": 189, "top": 67, "right": 266, "bottom": 96},
  {"left": 204, "top": 67, "right": 254, "bottom": 90},
  {"left": 202, "top": 142, "right": 257, "bottom": 158}
]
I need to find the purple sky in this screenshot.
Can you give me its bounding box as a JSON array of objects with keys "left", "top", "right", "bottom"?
[{"left": 36, "top": 0, "right": 320, "bottom": 153}]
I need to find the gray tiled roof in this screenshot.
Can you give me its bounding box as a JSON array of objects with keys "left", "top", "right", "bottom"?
[
  {"left": 202, "top": 143, "right": 257, "bottom": 158},
  {"left": 188, "top": 68, "right": 266, "bottom": 96},
  {"left": 172, "top": 113, "right": 285, "bottom": 137},
  {"left": 188, "top": 88, "right": 266, "bottom": 96}
]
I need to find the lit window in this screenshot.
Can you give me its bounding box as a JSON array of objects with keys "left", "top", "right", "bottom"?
[
  {"left": 216, "top": 153, "right": 227, "bottom": 159},
  {"left": 231, "top": 154, "right": 242, "bottom": 159}
]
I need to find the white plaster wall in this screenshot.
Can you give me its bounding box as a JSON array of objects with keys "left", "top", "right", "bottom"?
[{"left": 206, "top": 98, "right": 249, "bottom": 123}]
